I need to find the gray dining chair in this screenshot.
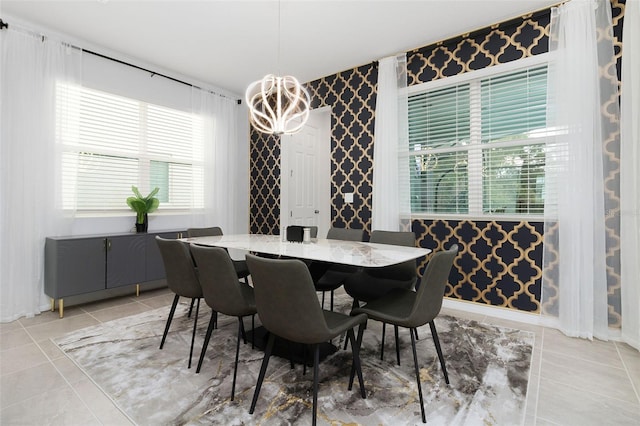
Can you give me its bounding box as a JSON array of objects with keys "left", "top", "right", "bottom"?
[
  {"left": 155, "top": 236, "right": 203, "bottom": 369},
  {"left": 351, "top": 244, "right": 458, "bottom": 423},
  {"left": 245, "top": 254, "right": 368, "bottom": 426},
  {"left": 190, "top": 244, "right": 257, "bottom": 401},
  {"left": 343, "top": 230, "right": 418, "bottom": 306},
  {"left": 310, "top": 227, "right": 364, "bottom": 311},
  {"left": 342, "top": 230, "right": 418, "bottom": 355},
  {"left": 187, "top": 227, "right": 250, "bottom": 283}
]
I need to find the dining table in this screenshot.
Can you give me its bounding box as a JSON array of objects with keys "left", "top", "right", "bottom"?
[
  {"left": 180, "top": 233, "right": 432, "bottom": 362},
  {"left": 180, "top": 233, "right": 431, "bottom": 267}
]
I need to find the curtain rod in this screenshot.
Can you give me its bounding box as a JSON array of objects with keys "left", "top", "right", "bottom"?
[
  {"left": 406, "top": 1, "right": 564, "bottom": 53},
  {"left": 84, "top": 49, "right": 242, "bottom": 104},
  {"left": 450, "top": 1, "right": 567, "bottom": 41},
  {"left": 0, "top": 17, "right": 241, "bottom": 105}
]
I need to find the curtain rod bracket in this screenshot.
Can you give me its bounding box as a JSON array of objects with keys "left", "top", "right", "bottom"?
[{"left": 0, "top": 19, "right": 9, "bottom": 30}]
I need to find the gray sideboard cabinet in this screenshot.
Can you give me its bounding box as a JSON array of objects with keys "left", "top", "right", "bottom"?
[{"left": 45, "top": 230, "right": 185, "bottom": 317}]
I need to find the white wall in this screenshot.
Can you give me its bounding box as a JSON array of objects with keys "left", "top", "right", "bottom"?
[
  {"left": 71, "top": 53, "right": 250, "bottom": 236},
  {"left": 3, "top": 14, "right": 251, "bottom": 237}
]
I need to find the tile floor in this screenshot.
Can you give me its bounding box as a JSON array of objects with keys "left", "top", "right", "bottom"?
[{"left": 1, "top": 287, "right": 639, "bottom": 425}]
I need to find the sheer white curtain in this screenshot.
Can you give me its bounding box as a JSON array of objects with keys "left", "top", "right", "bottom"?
[
  {"left": 542, "top": 0, "right": 619, "bottom": 340},
  {"left": 191, "top": 88, "right": 245, "bottom": 234},
  {"left": 0, "top": 26, "right": 81, "bottom": 322},
  {"left": 372, "top": 53, "right": 409, "bottom": 231},
  {"left": 620, "top": 0, "right": 640, "bottom": 350}
]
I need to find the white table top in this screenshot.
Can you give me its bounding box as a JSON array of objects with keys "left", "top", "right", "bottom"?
[{"left": 181, "top": 234, "right": 431, "bottom": 267}]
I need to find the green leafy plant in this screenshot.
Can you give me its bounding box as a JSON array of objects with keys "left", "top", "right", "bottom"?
[{"left": 126, "top": 186, "right": 160, "bottom": 224}]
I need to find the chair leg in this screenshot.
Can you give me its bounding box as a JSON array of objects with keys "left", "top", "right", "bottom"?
[
  {"left": 414, "top": 328, "right": 420, "bottom": 340},
  {"left": 380, "top": 322, "right": 386, "bottom": 360},
  {"left": 231, "top": 318, "right": 242, "bottom": 401},
  {"left": 250, "top": 332, "right": 276, "bottom": 414},
  {"left": 187, "top": 298, "right": 195, "bottom": 318},
  {"left": 330, "top": 290, "right": 335, "bottom": 312},
  {"left": 321, "top": 291, "right": 326, "bottom": 310},
  {"left": 394, "top": 325, "right": 401, "bottom": 366},
  {"left": 429, "top": 321, "right": 449, "bottom": 384},
  {"left": 240, "top": 318, "right": 247, "bottom": 344},
  {"left": 196, "top": 313, "right": 217, "bottom": 373},
  {"left": 160, "top": 294, "right": 179, "bottom": 349},
  {"left": 410, "top": 327, "right": 426, "bottom": 423},
  {"left": 188, "top": 298, "right": 201, "bottom": 369},
  {"left": 312, "top": 343, "right": 320, "bottom": 426}
]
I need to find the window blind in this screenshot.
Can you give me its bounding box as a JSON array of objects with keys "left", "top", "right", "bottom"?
[
  {"left": 408, "top": 64, "right": 548, "bottom": 216},
  {"left": 57, "top": 83, "right": 205, "bottom": 211}
]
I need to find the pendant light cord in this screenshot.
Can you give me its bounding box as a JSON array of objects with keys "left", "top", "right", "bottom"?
[
  {"left": 245, "top": 0, "right": 310, "bottom": 135},
  {"left": 277, "top": 0, "right": 281, "bottom": 76}
]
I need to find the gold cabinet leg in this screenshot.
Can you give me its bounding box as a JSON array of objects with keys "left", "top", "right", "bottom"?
[
  {"left": 136, "top": 284, "right": 140, "bottom": 297},
  {"left": 59, "top": 299, "right": 64, "bottom": 318},
  {"left": 51, "top": 298, "right": 55, "bottom": 312}
]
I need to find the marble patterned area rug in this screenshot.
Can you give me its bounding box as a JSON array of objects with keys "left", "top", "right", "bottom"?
[{"left": 54, "top": 296, "right": 534, "bottom": 425}]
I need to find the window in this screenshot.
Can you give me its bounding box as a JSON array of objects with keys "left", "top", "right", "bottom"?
[
  {"left": 408, "top": 62, "right": 548, "bottom": 217},
  {"left": 56, "top": 84, "right": 205, "bottom": 212}
]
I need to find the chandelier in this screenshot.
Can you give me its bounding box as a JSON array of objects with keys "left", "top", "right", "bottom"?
[
  {"left": 245, "top": 2, "right": 310, "bottom": 135},
  {"left": 245, "top": 74, "right": 310, "bottom": 135}
]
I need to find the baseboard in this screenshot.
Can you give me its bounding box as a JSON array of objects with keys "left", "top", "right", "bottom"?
[
  {"left": 39, "top": 280, "right": 168, "bottom": 313},
  {"left": 442, "top": 298, "right": 543, "bottom": 326},
  {"left": 442, "top": 298, "right": 631, "bottom": 344}
]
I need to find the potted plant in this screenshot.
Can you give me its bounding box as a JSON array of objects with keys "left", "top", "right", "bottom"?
[{"left": 126, "top": 186, "right": 160, "bottom": 233}]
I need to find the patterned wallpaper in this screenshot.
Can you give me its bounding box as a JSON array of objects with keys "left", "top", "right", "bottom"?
[
  {"left": 404, "top": 12, "right": 549, "bottom": 313},
  {"left": 249, "top": 2, "right": 626, "bottom": 319},
  {"left": 414, "top": 220, "right": 543, "bottom": 312},
  {"left": 406, "top": 12, "right": 548, "bottom": 84},
  {"left": 249, "top": 129, "right": 281, "bottom": 234},
  {"left": 249, "top": 64, "right": 378, "bottom": 237},
  {"left": 603, "top": 0, "right": 625, "bottom": 327}
]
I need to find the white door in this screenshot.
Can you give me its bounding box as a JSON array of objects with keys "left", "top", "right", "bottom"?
[
  {"left": 286, "top": 125, "right": 318, "bottom": 226},
  {"left": 281, "top": 107, "right": 331, "bottom": 237}
]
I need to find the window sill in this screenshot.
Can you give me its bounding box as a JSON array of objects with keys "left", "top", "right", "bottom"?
[
  {"left": 409, "top": 214, "right": 545, "bottom": 222},
  {"left": 69, "top": 209, "right": 204, "bottom": 219}
]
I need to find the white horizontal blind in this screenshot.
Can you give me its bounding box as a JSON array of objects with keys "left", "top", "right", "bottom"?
[
  {"left": 408, "top": 84, "right": 471, "bottom": 150},
  {"left": 408, "top": 84, "right": 471, "bottom": 214},
  {"left": 408, "top": 64, "right": 548, "bottom": 217},
  {"left": 56, "top": 83, "right": 205, "bottom": 211}
]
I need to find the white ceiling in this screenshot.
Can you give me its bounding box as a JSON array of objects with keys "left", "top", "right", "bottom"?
[{"left": 2, "top": 0, "right": 558, "bottom": 96}]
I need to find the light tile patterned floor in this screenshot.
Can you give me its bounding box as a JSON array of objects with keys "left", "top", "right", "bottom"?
[{"left": 1, "top": 287, "right": 638, "bottom": 425}]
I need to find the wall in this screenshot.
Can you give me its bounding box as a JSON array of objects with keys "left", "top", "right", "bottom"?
[
  {"left": 249, "top": 63, "right": 378, "bottom": 236},
  {"left": 71, "top": 53, "right": 250, "bottom": 237},
  {"left": 406, "top": 13, "right": 549, "bottom": 313},
  {"left": 3, "top": 14, "right": 251, "bottom": 238},
  {"left": 250, "top": 2, "right": 627, "bottom": 319}
]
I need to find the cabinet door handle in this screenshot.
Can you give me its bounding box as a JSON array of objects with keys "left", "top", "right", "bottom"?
[{"left": 105, "top": 238, "right": 111, "bottom": 251}]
